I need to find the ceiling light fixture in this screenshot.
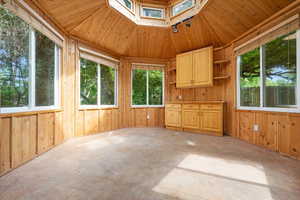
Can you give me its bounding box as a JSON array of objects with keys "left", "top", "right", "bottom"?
[
  {"left": 172, "top": 23, "right": 180, "bottom": 33},
  {"left": 183, "top": 16, "right": 193, "bottom": 28}
]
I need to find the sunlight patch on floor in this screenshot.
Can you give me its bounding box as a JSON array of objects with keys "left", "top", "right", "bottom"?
[
  {"left": 77, "top": 136, "right": 125, "bottom": 150},
  {"left": 153, "top": 154, "right": 273, "bottom": 200},
  {"left": 178, "top": 154, "right": 268, "bottom": 185}
]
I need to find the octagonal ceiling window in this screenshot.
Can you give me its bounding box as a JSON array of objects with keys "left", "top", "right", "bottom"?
[
  {"left": 142, "top": 7, "right": 165, "bottom": 19},
  {"left": 108, "top": 0, "right": 207, "bottom": 27},
  {"left": 172, "top": 0, "right": 194, "bottom": 16},
  {"left": 119, "top": 0, "right": 133, "bottom": 11}
]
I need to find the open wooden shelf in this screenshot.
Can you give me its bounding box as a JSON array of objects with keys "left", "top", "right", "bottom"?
[
  {"left": 168, "top": 67, "right": 176, "bottom": 72},
  {"left": 214, "top": 75, "right": 231, "bottom": 80},
  {"left": 214, "top": 59, "right": 230, "bottom": 64},
  {"left": 213, "top": 46, "right": 226, "bottom": 52}
]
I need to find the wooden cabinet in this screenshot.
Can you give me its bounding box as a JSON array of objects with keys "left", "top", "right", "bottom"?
[
  {"left": 176, "top": 52, "right": 193, "bottom": 88},
  {"left": 165, "top": 104, "right": 181, "bottom": 127},
  {"left": 176, "top": 46, "right": 213, "bottom": 88},
  {"left": 200, "top": 110, "right": 222, "bottom": 134},
  {"left": 165, "top": 102, "right": 224, "bottom": 136},
  {"left": 182, "top": 105, "right": 200, "bottom": 129}
]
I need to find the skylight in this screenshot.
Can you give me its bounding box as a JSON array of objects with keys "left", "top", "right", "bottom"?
[
  {"left": 172, "top": 0, "right": 194, "bottom": 17},
  {"left": 108, "top": 0, "right": 208, "bottom": 27},
  {"left": 142, "top": 7, "right": 164, "bottom": 19}
]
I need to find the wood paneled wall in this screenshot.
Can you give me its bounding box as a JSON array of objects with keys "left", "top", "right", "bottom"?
[
  {"left": 231, "top": 4, "right": 300, "bottom": 160},
  {"left": 236, "top": 111, "right": 300, "bottom": 160}
]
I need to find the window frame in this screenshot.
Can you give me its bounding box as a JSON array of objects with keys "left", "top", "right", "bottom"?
[
  {"left": 117, "top": 0, "right": 134, "bottom": 12},
  {"left": 141, "top": 6, "right": 165, "bottom": 20},
  {"left": 131, "top": 65, "right": 165, "bottom": 108},
  {"left": 79, "top": 58, "right": 118, "bottom": 109},
  {"left": 171, "top": 0, "right": 195, "bottom": 17},
  {"left": 236, "top": 30, "right": 300, "bottom": 113},
  {"left": 0, "top": 29, "right": 61, "bottom": 114}
]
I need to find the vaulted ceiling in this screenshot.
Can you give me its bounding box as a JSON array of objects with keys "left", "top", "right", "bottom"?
[{"left": 27, "top": 0, "right": 295, "bottom": 59}]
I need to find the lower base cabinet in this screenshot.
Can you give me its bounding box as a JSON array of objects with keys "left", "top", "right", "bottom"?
[{"left": 165, "top": 102, "right": 224, "bottom": 136}]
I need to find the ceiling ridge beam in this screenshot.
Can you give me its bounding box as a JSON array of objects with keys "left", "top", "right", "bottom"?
[
  {"left": 201, "top": 15, "right": 223, "bottom": 46},
  {"left": 69, "top": 7, "right": 103, "bottom": 34}
]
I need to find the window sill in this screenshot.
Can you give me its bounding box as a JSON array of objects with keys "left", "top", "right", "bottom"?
[
  {"left": 131, "top": 105, "right": 165, "bottom": 108},
  {"left": 78, "top": 105, "right": 119, "bottom": 111},
  {"left": 0, "top": 107, "right": 62, "bottom": 117},
  {"left": 236, "top": 106, "right": 300, "bottom": 113}
]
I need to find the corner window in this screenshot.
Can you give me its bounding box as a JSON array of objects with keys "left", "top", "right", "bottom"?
[
  {"left": 0, "top": 6, "right": 60, "bottom": 113},
  {"left": 142, "top": 7, "right": 164, "bottom": 19},
  {"left": 118, "top": 0, "right": 133, "bottom": 11},
  {"left": 237, "top": 30, "right": 299, "bottom": 111},
  {"left": 132, "top": 67, "right": 164, "bottom": 107},
  {"left": 80, "top": 58, "right": 117, "bottom": 107},
  {"left": 172, "top": 0, "right": 194, "bottom": 17}
]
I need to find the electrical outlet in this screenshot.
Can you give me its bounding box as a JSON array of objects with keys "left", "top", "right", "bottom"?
[
  {"left": 253, "top": 124, "right": 259, "bottom": 132},
  {"left": 178, "top": 95, "right": 182, "bottom": 100},
  {"left": 147, "top": 115, "right": 150, "bottom": 120}
]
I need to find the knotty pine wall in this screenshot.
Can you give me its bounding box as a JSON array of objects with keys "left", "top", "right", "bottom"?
[{"left": 231, "top": 4, "right": 300, "bottom": 160}]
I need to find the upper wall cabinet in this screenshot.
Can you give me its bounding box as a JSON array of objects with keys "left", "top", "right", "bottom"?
[{"left": 176, "top": 46, "right": 213, "bottom": 88}]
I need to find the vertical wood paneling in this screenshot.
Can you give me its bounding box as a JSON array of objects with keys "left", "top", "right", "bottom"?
[
  {"left": 84, "top": 110, "right": 99, "bottom": 135},
  {"left": 38, "top": 113, "right": 55, "bottom": 154},
  {"left": 11, "top": 116, "right": 37, "bottom": 168},
  {"left": 289, "top": 115, "right": 300, "bottom": 159},
  {"left": 54, "top": 112, "right": 64, "bottom": 145},
  {"left": 0, "top": 118, "right": 11, "bottom": 175},
  {"left": 135, "top": 109, "right": 147, "bottom": 127}
]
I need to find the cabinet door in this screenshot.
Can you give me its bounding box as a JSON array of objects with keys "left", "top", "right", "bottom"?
[
  {"left": 200, "top": 110, "right": 222, "bottom": 133},
  {"left": 165, "top": 109, "right": 181, "bottom": 127},
  {"left": 182, "top": 110, "right": 200, "bottom": 129},
  {"left": 176, "top": 52, "right": 193, "bottom": 88},
  {"left": 193, "top": 47, "right": 213, "bottom": 87}
]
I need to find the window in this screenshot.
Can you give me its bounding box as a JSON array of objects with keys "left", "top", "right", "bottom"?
[
  {"left": 132, "top": 67, "right": 164, "bottom": 106},
  {"left": 237, "top": 30, "right": 299, "bottom": 111},
  {"left": 80, "top": 58, "right": 117, "bottom": 107},
  {"left": 172, "top": 0, "right": 194, "bottom": 17},
  {"left": 142, "top": 7, "right": 164, "bottom": 19},
  {"left": 118, "top": 0, "right": 133, "bottom": 11},
  {"left": 0, "top": 6, "right": 60, "bottom": 113}
]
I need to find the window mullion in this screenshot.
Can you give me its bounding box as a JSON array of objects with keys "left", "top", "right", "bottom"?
[
  {"left": 29, "top": 29, "right": 36, "bottom": 109},
  {"left": 98, "top": 64, "right": 101, "bottom": 106},
  {"left": 54, "top": 45, "right": 59, "bottom": 107},
  {"left": 146, "top": 70, "right": 149, "bottom": 106},
  {"left": 297, "top": 30, "right": 300, "bottom": 109},
  {"left": 236, "top": 56, "right": 241, "bottom": 108},
  {"left": 260, "top": 46, "right": 265, "bottom": 108}
]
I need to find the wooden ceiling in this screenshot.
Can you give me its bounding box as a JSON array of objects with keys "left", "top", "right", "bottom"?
[{"left": 27, "top": 0, "right": 295, "bottom": 59}]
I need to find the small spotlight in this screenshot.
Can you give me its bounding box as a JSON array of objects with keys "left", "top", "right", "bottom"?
[{"left": 172, "top": 24, "right": 178, "bottom": 33}]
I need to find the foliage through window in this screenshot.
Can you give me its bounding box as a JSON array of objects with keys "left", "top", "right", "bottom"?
[
  {"left": 238, "top": 31, "right": 298, "bottom": 110},
  {"left": 0, "top": 6, "right": 60, "bottom": 112},
  {"left": 132, "top": 67, "right": 163, "bottom": 106},
  {"left": 142, "top": 7, "right": 164, "bottom": 19},
  {"left": 80, "top": 58, "right": 117, "bottom": 107},
  {"left": 172, "top": 0, "right": 194, "bottom": 16}
]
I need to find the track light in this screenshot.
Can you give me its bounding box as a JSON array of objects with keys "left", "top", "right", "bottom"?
[
  {"left": 172, "top": 24, "right": 179, "bottom": 33},
  {"left": 183, "top": 16, "right": 193, "bottom": 28}
]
